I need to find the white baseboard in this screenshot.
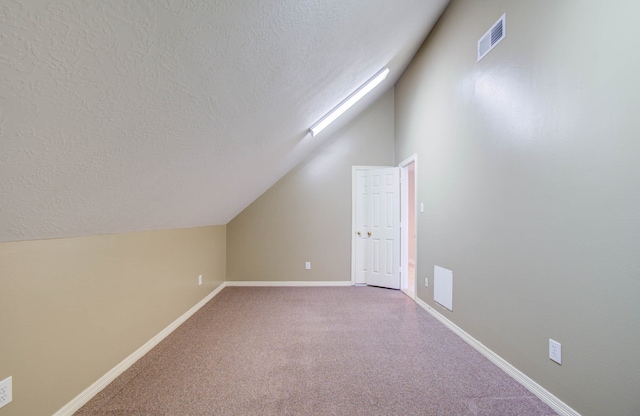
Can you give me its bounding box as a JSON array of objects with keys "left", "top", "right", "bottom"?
[
  {"left": 53, "top": 282, "right": 229, "bottom": 416},
  {"left": 225, "top": 280, "right": 352, "bottom": 287},
  {"left": 54, "top": 280, "right": 351, "bottom": 414},
  {"left": 56, "top": 283, "right": 573, "bottom": 416},
  {"left": 414, "top": 297, "right": 580, "bottom": 416}
]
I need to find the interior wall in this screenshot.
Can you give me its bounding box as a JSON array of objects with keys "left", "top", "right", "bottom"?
[
  {"left": 395, "top": 1, "right": 640, "bottom": 415},
  {"left": 0, "top": 225, "right": 226, "bottom": 416},
  {"left": 227, "top": 89, "right": 395, "bottom": 282}
]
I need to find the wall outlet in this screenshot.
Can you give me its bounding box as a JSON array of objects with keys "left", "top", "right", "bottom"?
[
  {"left": 0, "top": 376, "right": 12, "bottom": 409},
  {"left": 549, "top": 339, "right": 562, "bottom": 364},
  {"left": 424, "top": 277, "right": 429, "bottom": 287},
  {"left": 198, "top": 275, "right": 202, "bottom": 285},
  {"left": 305, "top": 262, "right": 311, "bottom": 270}
]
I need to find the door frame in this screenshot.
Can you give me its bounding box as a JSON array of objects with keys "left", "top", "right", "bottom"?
[{"left": 399, "top": 154, "right": 418, "bottom": 299}]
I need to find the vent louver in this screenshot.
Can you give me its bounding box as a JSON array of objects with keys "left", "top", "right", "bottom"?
[{"left": 478, "top": 14, "right": 506, "bottom": 62}]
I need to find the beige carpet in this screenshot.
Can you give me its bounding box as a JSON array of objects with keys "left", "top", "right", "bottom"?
[{"left": 76, "top": 286, "right": 557, "bottom": 415}]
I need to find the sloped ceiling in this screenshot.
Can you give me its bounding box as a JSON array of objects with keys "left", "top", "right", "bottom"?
[{"left": 0, "top": 0, "right": 449, "bottom": 242}]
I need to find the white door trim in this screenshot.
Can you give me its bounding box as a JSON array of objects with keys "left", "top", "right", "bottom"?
[{"left": 399, "top": 154, "right": 418, "bottom": 299}]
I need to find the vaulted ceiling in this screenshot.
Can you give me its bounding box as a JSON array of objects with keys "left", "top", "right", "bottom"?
[{"left": 0, "top": 0, "right": 449, "bottom": 242}]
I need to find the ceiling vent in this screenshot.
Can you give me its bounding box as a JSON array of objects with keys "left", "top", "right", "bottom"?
[{"left": 477, "top": 13, "right": 506, "bottom": 62}]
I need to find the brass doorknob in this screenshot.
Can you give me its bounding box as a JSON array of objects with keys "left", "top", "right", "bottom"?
[
  {"left": 367, "top": 231, "right": 372, "bottom": 237},
  {"left": 357, "top": 231, "right": 361, "bottom": 236}
]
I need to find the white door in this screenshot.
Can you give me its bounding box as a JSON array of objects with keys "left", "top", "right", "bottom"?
[
  {"left": 354, "top": 169, "right": 369, "bottom": 285},
  {"left": 367, "top": 167, "right": 400, "bottom": 289},
  {"left": 353, "top": 167, "right": 400, "bottom": 289}
]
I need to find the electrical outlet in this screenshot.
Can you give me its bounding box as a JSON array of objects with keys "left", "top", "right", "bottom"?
[
  {"left": 424, "top": 277, "right": 429, "bottom": 287},
  {"left": 0, "top": 376, "right": 12, "bottom": 409},
  {"left": 198, "top": 275, "right": 202, "bottom": 285},
  {"left": 305, "top": 262, "right": 311, "bottom": 270},
  {"left": 549, "top": 339, "right": 562, "bottom": 364}
]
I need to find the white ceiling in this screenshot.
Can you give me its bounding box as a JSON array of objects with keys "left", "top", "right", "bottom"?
[{"left": 0, "top": 0, "right": 449, "bottom": 242}]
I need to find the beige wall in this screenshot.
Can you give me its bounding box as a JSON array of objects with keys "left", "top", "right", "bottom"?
[
  {"left": 227, "top": 89, "right": 395, "bottom": 282},
  {"left": 0, "top": 226, "right": 226, "bottom": 416},
  {"left": 395, "top": 1, "right": 640, "bottom": 415},
  {"left": 5, "top": 1, "right": 640, "bottom": 414}
]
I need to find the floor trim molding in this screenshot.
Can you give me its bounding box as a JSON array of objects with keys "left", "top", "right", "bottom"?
[
  {"left": 225, "top": 280, "right": 352, "bottom": 287},
  {"left": 55, "top": 283, "right": 577, "bottom": 416},
  {"left": 414, "top": 297, "right": 581, "bottom": 416},
  {"left": 54, "top": 280, "right": 350, "bottom": 415},
  {"left": 53, "top": 282, "right": 229, "bottom": 416}
]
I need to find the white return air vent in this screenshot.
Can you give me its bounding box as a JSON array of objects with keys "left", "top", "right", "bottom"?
[{"left": 478, "top": 13, "right": 506, "bottom": 61}]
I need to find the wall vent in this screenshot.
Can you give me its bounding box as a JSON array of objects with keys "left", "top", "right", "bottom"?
[{"left": 478, "top": 13, "right": 506, "bottom": 62}]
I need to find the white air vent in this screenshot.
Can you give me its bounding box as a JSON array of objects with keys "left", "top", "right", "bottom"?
[{"left": 478, "top": 13, "right": 506, "bottom": 62}]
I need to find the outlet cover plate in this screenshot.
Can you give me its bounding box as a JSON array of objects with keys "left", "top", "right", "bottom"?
[
  {"left": 305, "top": 262, "right": 311, "bottom": 270},
  {"left": 549, "top": 339, "right": 562, "bottom": 364},
  {"left": 0, "top": 376, "right": 12, "bottom": 409}
]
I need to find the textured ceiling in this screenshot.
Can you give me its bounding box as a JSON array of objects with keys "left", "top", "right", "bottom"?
[{"left": 0, "top": 0, "right": 449, "bottom": 242}]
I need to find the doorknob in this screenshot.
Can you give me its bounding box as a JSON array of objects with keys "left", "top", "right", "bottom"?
[
  {"left": 357, "top": 231, "right": 361, "bottom": 236},
  {"left": 367, "top": 231, "right": 372, "bottom": 237}
]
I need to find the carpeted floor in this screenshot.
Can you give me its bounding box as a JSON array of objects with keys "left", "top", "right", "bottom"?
[{"left": 76, "top": 286, "right": 557, "bottom": 415}]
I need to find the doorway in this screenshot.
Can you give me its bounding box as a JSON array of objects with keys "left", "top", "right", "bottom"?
[
  {"left": 351, "top": 159, "right": 416, "bottom": 293},
  {"left": 399, "top": 155, "right": 417, "bottom": 299}
]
